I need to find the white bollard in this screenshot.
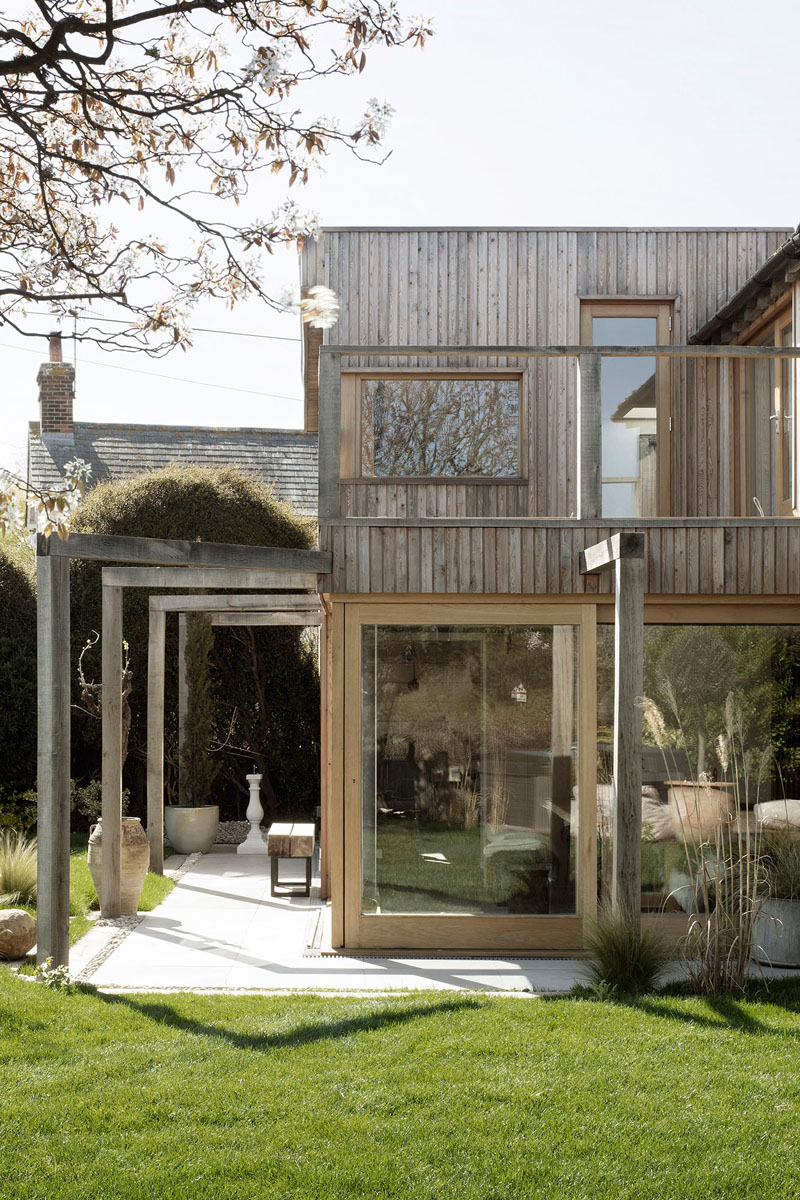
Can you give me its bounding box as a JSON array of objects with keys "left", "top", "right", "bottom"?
[{"left": 238, "top": 772, "right": 268, "bottom": 855}]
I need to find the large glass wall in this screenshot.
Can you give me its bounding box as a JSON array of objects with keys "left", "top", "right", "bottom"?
[
  {"left": 597, "top": 623, "right": 800, "bottom": 912},
  {"left": 361, "top": 624, "right": 579, "bottom": 916}
]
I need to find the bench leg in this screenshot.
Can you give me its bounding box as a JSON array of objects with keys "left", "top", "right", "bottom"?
[{"left": 271, "top": 855, "right": 313, "bottom": 898}]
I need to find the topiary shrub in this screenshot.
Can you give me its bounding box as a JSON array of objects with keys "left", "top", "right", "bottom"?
[
  {"left": 0, "top": 543, "right": 37, "bottom": 807},
  {"left": 69, "top": 464, "right": 319, "bottom": 823}
]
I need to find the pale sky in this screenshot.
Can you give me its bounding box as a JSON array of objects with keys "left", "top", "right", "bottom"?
[{"left": 3, "top": 0, "right": 799, "bottom": 476}]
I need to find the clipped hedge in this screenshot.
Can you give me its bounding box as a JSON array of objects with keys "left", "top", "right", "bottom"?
[
  {"left": 0, "top": 542, "right": 37, "bottom": 802},
  {"left": 69, "top": 464, "right": 319, "bottom": 822}
]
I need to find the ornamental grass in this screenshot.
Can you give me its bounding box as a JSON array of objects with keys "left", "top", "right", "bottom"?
[{"left": 0, "top": 830, "right": 37, "bottom": 906}]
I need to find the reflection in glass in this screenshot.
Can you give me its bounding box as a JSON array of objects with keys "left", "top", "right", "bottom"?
[
  {"left": 361, "top": 377, "right": 520, "bottom": 477},
  {"left": 362, "top": 625, "right": 579, "bottom": 915},
  {"left": 593, "top": 317, "right": 658, "bottom": 518},
  {"left": 741, "top": 334, "right": 776, "bottom": 516},
  {"left": 781, "top": 325, "right": 793, "bottom": 507},
  {"left": 596, "top": 623, "right": 800, "bottom": 913}
]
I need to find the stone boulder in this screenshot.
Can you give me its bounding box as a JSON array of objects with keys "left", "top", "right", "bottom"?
[{"left": 0, "top": 909, "right": 37, "bottom": 960}]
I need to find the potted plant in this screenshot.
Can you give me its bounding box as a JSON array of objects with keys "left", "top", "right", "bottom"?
[
  {"left": 164, "top": 614, "right": 220, "bottom": 854},
  {"left": 753, "top": 832, "right": 800, "bottom": 967},
  {"left": 655, "top": 627, "right": 738, "bottom": 840}
]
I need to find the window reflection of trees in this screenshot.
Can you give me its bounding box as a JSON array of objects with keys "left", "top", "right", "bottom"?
[{"left": 361, "top": 377, "right": 520, "bottom": 477}]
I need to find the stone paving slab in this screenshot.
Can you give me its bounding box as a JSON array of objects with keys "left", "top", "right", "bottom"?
[
  {"left": 72, "top": 847, "right": 800, "bottom": 995},
  {"left": 75, "top": 848, "right": 591, "bottom": 994}
]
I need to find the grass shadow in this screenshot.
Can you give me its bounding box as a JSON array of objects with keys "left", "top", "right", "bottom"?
[
  {"left": 561, "top": 978, "right": 800, "bottom": 1038},
  {"left": 100, "top": 991, "right": 483, "bottom": 1054}
]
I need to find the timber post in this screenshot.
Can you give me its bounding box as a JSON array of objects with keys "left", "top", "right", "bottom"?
[
  {"left": 35, "top": 549, "right": 71, "bottom": 966},
  {"left": 101, "top": 580, "right": 123, "bottom": 917},
  {"left": 580, "top": 531, "right": 646, "bottom": 929},
  {"left": 146, "top": 605, "right": 166, "bottom": 874}
]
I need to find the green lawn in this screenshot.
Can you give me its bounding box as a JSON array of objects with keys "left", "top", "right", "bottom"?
[
  {"left": 1, "top": 974, "right": 799, "bottom": 1199},
  {"left": 2, "top": 838, "right": 174, "bottom": 956}
]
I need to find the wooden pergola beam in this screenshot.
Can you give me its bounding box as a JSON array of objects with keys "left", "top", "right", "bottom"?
[
  {"left": 38, "top": 532, "right": 331, "bottom": 573},
  {"left": 580, "top": 531, "right": 646, "bottom": 928},
  {"left": 102, "top": 567, "right": 319, "bottom": 590},
  {"left": 146, "top": 607, "right": 166, "bottom": 874},
  {"left": 149, "top": 593, "right": 321, "bottom": 612},
  {"left": 209, "top": 611, "right": 322, "bottom": 626}
]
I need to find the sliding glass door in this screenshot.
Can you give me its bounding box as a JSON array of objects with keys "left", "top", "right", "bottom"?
[{"left": 344, "top": 603, "right": 596, "bottom": 950}]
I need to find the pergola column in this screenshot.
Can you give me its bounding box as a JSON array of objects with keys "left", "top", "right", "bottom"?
[
  {"left": 36, "top": 551, "right": 71, "bottom": 965},
  {"left": 580, "top": 531, "right": 646, "bottom": 929},
  {"left": 101, "top": 580, "right": 123, "bottom": 917},
  {"left": 146, "top": 606, "right": 166, "bottom": 874}
]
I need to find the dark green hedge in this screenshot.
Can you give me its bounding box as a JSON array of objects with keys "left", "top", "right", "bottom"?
[
  {"left": 0, "top": 542, "right": 37, "bottom": 798},
  {"left": 69, "top": 464, "right": 320, "bottom": 823}
]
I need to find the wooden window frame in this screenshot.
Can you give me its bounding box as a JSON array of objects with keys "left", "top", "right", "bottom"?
[
  {"left": 340, "top": 368, "right": 527, "bottom": 484},
  {"left": 580, "top": 300, "right": 673, "bottom": 517},
  {"left": 339, "top": 599, "right": 596, "bottom": 952}
]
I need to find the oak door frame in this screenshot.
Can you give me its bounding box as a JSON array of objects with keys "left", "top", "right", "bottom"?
[
  {"left": 340, "top": 598, "right": 597, "bottom": 952},
  {"left": 580, "top": 300, "right": 673, "bottom": 518}
]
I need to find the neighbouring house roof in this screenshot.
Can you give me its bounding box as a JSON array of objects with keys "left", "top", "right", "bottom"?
[
  {"left": 27, "top": 422, "right": 319, "bottom": 516},
  {"left": 691, "top": 225, "right": 800, "bottom": 343}
]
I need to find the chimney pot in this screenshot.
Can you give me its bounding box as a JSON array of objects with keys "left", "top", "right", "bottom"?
[{"left": 49, "top": 332, "right": 63, "bottom": 363}]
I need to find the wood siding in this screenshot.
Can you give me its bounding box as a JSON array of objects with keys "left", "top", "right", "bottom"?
[
  {"left": 302, "top": 228, "right": 789, "bottom": 519},
  {"left": 319, "top": 521, "right": 800, "bottom": 597}
]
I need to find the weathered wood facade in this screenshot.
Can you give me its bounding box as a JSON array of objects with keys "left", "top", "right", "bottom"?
[
  {"left": 303, "top": 227, "right": 800, "bottom": 953},
  {"left": 302, "top": 227, "right": 791, "bottom": 521}
]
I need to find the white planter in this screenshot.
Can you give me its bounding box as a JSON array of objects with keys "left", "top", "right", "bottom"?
[
  {"left": 164, "top": 805, "right": 219, "bottom": 855},
  {"left": 753, "top": 897, "right": 800, "bottom": 968}
]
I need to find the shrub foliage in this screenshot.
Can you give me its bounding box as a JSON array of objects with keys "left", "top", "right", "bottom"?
[
  {"left": 69, "top": 465, "right": 319, "bottom": 822},
  {"left": 0, "top": 543, "right": 37, "bottom": 801}
]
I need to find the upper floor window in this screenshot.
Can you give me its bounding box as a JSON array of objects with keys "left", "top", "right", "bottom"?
[
  {"left": 345, "top": 373, "right": 522, "bottom": 479},
  {"left": 580, "top": 301, "right": 672, "bottom": 518}
]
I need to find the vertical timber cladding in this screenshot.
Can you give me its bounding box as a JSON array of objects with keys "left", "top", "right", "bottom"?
[
  {"left": 301, "top": 228, "right": 790, "bottom": 519},
  {"left": 316, "top": 522, "right": 800, "bottom": 598}
]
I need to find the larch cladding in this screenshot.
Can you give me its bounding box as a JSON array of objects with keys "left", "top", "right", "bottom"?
[{"left": 302, "top": 228, "right": 790, "bottom": 521}]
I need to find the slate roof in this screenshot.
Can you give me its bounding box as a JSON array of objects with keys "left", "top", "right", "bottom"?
[{"left": 27, "top": 422, "right": 319, "bottom": 516}]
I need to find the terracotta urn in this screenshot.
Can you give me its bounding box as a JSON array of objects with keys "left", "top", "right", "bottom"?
[{"left": 87, "top": 816, "right": 150, "bottom": 915}]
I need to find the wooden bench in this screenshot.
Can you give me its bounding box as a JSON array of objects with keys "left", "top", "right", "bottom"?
[{"left": 266, "top": 822, "right": 315, "bottom": 897}]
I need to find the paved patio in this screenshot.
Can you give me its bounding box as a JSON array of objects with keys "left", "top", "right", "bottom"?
[
  {"left": 69, "top": 846, "right": 800, "bottom": 994},
  {"left": 70, "top": 846, "right": 592, "bottom": 993}
]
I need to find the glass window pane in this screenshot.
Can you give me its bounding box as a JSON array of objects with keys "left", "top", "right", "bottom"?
[
  {"left": 362, "top": 624, "right": 579, "bottom": 915},
  {"left": 361, "top": 377, "right": 520, "bottom": 477},
  {"left": 742, "top": 332, "right": 776, "bottom": 516},
  {"left": 593, "top": 317, "right": 658, "bottom": 518},
  {"left": 597, "top": 623, "right": 800, "bottom": 913},
  {"left": 781, "top": 325, "right": 793, "bottom": 505}
]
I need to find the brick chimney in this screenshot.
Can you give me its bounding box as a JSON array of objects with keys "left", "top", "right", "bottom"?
[{"left": 37, "top": 332, "right": 75, "bottom": 435}]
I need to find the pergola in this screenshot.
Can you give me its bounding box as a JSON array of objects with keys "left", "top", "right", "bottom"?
[{"left": 36, "top": 532, "right": 330, "bottom": 966}]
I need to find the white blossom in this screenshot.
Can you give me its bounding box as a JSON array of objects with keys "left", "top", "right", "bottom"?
[{"left": 300, "top": 285, "right": 340, "bottom": 329}]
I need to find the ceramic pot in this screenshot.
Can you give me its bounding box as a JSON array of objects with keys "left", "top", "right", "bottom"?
[
  {"left": 753, "top": 898, "right": 800, "bottom": 967},
  {"left": 88, "top": 817, "right": 150, "bottom": 915},
  {"left": 164, "top": 805, "right": 219, "bottom": 854},
  {"left": 667, "top": 781, "right": 736, "bottom": 842}
]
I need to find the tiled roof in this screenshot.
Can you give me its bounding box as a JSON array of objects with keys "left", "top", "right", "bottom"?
[{"left": 27, "top": 422, "right": 318, "bottom": 515}]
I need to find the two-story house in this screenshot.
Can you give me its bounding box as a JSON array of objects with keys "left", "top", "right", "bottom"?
[{"left": 302, "top": 226, "right": 800, "bottom": 953}]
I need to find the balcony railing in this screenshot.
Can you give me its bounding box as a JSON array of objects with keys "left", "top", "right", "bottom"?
[{"left": 317, "top": 343, "right": 800, "bottom": 523}]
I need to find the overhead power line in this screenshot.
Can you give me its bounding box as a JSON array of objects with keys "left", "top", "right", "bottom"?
[
  {"left": 72, "top": 312, "right": 301, "bottom": 343},
  {"left": 0, "top": 341, "right": 302, "bottom": 403}
]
